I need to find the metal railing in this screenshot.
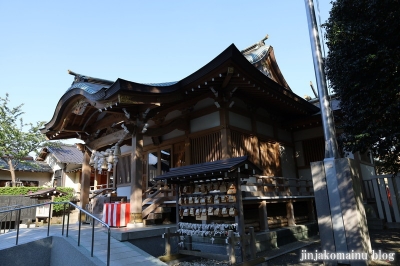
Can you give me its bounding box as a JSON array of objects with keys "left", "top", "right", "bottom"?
[
  {"left": 0, "top": 205, "right": 22, "bottom": 234},
  {"left": 0, "top": 201, "right": 111, "bottom": 266}
]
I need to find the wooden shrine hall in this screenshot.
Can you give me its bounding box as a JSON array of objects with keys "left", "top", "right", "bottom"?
[{"left": 41, "top": 36, "right": 324, "bottom": 230}]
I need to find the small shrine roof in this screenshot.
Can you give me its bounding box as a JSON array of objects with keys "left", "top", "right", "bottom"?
[
  {"left": 154, "top": 156, "right": 261, "bottom": 183},
  {"left": 26, "top": 187, "right": 64, "bottom": 198}
]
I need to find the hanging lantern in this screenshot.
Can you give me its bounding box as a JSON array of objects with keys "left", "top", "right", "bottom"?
[
  {"left": 100, "top": 157, "right": 107, "bottom": 169},
  {"left": 107, "top": 153, "right": 114, "bottom": 172},
  {"left": 114, "top": 144, "right": 121, "bottom": 164},
  {"left": 89, "top": 150, "right": 96, "bottom": 165},
  {"left": 107, "top": 153, "right": 114, "bottom": 163},
  {"left": 92, "top": 154, "right": 99, "bottom": 169},
  {"left": 115, "top": 144, "right": 121, "bottom": 156}
]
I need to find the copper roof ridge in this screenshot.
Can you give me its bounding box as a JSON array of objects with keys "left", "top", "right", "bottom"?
[
  {"left": 68, "top": 69, "right": 114, "bottom": 85},
  {"left": 241, "top": 35, "right": 269, "bottom": 54}
]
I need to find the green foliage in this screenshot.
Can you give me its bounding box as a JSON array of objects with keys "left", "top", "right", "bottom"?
[
  {"left": 324, "top": 0, "right": 400, "bottom": 175},
  {"left": 52, "top": 187, "right": 75, "bottom": 212},
  {"left": 0, "top": 186, "right": 43, "bottom": 195},
  {"left": 0, "top": 93, "right": 60, "bottom": 185},
  {"left": 0, "top": 187, "right": 75, "bottom": 213}
]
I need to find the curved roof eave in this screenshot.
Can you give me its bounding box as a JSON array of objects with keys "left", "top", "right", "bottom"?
[
  {"left": 107, "top": 44, "right": 319, "bottom": 114},
  {"left": 42, "top": 43, "right": 320, "bottom": 133},
  {"left": 103, "top": 43, "right": 241, "bottom": 99}
]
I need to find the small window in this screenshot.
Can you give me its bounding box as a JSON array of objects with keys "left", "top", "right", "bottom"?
[
  {"left": 160, "top": 148, "right": 171, "bottom": 175},
  {"left": 148, "top": 151, "right": 158, "bottom": 182}
]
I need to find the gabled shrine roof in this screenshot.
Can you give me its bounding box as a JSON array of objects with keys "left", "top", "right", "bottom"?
[{"left": 42, "top": 38, "right": 320, "bottom": 141}]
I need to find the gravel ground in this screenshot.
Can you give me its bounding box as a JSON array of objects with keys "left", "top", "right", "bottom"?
[{"left": 170, "top": 229, "right": 400, "bottom": 266}]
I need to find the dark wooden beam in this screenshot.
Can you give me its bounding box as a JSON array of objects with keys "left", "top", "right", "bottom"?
[
  {"left": 144, "top": 118, "right": 188, "bottom": 137},
  {"left": 62, "top": 126, "right": 85, "bottom": 132},
  {"left": 86, "top": 113, "right": 128, "bottom": 132},
  {"left": 221, "top": 67, "right": 234, "bottom": 88},
  {"left": 148, "top": 93, "right": 213, "bottom": 122},
  {"left": 86, "top": 129, "right": 131, "bottom": 150}
]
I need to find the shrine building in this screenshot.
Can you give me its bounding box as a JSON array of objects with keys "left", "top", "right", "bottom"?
[{"left": 41, "top": 36, "right": 331, "bottom": 231}]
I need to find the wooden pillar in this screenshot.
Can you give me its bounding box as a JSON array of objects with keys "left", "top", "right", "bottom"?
[
  {"left": 130, "top": 133, "right": 143, "bottom": 223},
  {"left": 111, "top": 159, "right": 117, "bottom": 188},
  {"left": 258, "top": 200, "right": 269, "bottom": 231},
  {"left": 106, "top": 168, "right": 110, "bottom": 188},
  {"left": 156, "top": 149, "right": 161, "bottom": 174},
  {"left": 80, "top": 149, "right": 91, "bottom": 209},
  {"left": 184, "top": 136, "right": 191, "bottom": 166},
  {"left": 307, "top": 199, "right": 316, "bottom": 222},
  {"left": 227, "top": 230, "right": 236, "bottom": 265},
  {"left": 220, "top": 107, "right": 232, "bottom": 159},
  {"left": 286, "top": 200, "right": 296, "bottom": 226},
  {"left": 221, "top": 128, "right": 232, "bottom": 159},
  {"left": 105, "top": 172, "right": 110, "bottom": 189},
  {"left": 250, "top": 113, "right": 260, "bottom": 168},
  {"left": 164, "top": 227, "right": 171, "bottom": 256},
  {"left": 235, "top": 171, "right": 246, "bottom": 262}
]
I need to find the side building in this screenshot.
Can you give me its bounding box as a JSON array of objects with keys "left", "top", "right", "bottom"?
[{"left": 0, "top": 156, "right": 53, "bottom": 187}]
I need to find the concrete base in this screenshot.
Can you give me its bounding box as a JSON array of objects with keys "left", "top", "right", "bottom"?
[
  {"left": 114, "top": 223, "right": 317, "bottom": 259},
  {"left": 185, "top": 222, "right": 318, "bottom": 256},
  {"left": 311, "top": 158, "right": 372, "bottom": 266}
]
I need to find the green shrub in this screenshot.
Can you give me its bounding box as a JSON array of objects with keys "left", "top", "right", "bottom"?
[
  {"left": 0, "top": 186, "right": 76, "bottom": 213},
  {"left": 52, "top": 187, "right": 75, "bottom": 212},
  {"left": 0, "top": 186, "right": 43, "bottom": 195}
]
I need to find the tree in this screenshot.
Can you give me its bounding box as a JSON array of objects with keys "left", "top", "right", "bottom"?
[
  {"left": 0, "top": 93, "right": 50, "bottom": 186},
  {"left": 324, "top": 0, "right": 400, "bottom": 175}
]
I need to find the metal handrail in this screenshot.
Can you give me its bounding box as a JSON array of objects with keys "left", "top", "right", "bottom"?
[
  {"left": 0, "top": 204, "right": 22, "bottom": 234},
  {"left": 0, "top": 201, "right": 111, "bottom": 266},
  {"left": 0, "top": 204, "right": 23, "bottom": 211}
]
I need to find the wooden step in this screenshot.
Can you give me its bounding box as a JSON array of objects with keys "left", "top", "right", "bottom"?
[
  {"left": 143, "top": 219, "right": 155, "bottom": 226},
  {"left": 147, "top": 213, "right": 163, "bottom": 220},
  {"left": 154, "top": 207, "right": 171, "bottom": 213}
]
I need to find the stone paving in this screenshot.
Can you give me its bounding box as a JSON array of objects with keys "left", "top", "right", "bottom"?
[
  {"left": 0, "top": 224, "right": 167, "bottom": 266},
  {"left": 1, "top": 224, "right": 399, "bottom": 265}
]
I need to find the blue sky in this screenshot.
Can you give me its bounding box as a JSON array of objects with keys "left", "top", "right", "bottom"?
[{"left": 0, "top": 0, "right": 332, "bottom": 139}]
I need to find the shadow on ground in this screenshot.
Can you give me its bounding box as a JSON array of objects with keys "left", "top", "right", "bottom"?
[{"left": 267, "top": 229, "right": 400, "bottom": 266}]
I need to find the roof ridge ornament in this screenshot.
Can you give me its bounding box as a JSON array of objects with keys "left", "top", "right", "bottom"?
[
  {"left": 241, "top": 34, "right": 269, "bottom": 54},
  {"left": 68, "top": 69, "right": 87, "bottom": 84},
  {"left": 259, "top": 34, "right": 269, "bottom": 47},
  {"left": 68, "top": 69, "right": 114, "bottom": 85}
]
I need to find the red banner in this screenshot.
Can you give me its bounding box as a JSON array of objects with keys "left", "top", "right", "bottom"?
[{"left": 102, "top": 203, "right": 130, "bottom": 227}]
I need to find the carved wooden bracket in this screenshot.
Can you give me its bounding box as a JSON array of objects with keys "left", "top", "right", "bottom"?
[
  {"left": 86, "top": 129, "right": 131, "bottom": 150},
  {"left": 72, "top": 100, "right": 89, "bottom": 115}
]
